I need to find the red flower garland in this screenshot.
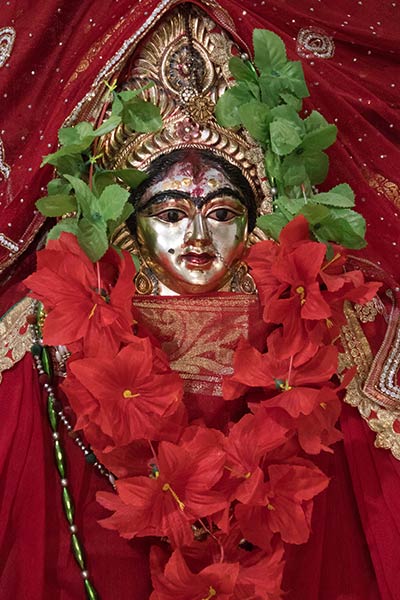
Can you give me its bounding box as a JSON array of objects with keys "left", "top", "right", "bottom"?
[{"left": 25, "top": 220, "right": 381, "bottom": 599}]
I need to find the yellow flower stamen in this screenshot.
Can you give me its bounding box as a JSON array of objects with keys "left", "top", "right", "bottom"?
[
  {"left": 296, "top": 285, "right": 306, "bottom": 305},
  {"left": 202, "top": 587, "right": 217, "bottom": 600},
  {"left": 224, "top": 466, "right": 252, "bottom": 479},
  {"left": 123, "top": 389, "right": 140, "bottom": 399},
  {"left": 162, "top": 483, "right": 185, "bottom": 511},
  {"left": 326, "top": 318, "right": 333, "bottom": 329},
  {"left": 320, "top": 402, "right": 327, "bottom": 410},
  {"left": 88, "top": 304, "right": 97, "bottom": 319},
  {"left": 267, "top": 503, "right": 275, "bottom": 511},
  {"left": 280, "top": 381, "right": 292, "bottom": 391},
  {"left": 321, "top": 253, "right": 342, "bottom": 271}
]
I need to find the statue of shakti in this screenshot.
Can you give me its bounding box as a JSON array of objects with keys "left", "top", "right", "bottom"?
[{"left": 1, "top": 3, "right": 400, "bottom": 600}]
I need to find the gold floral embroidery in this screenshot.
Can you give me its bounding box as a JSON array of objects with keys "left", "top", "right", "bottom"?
[
  {"left": 133, "top": 294, "right": 261, "bottom": 396},
  {"left": 363, "top": 168, "right": 400, "bottom": 210},
  {"left": 0, "top": 297, "right": 34, "bottom": 382}
]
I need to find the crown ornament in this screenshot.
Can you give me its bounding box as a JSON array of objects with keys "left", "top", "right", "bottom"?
[{"left": 100, "top": 5, "right": 272, "bottom": 212}]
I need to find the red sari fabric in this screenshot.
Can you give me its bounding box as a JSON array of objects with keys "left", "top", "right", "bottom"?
[{"left": 0, "top": 353, "right": 152, "bottom": 600}]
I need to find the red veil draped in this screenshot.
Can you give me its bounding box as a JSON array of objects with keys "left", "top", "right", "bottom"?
[{"left": 1, "top": 1, "right": 400, "bottom": 599}]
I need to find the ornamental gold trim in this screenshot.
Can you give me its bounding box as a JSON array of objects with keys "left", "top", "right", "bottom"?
[
  {"left": 0, "top": 297, "right": 35, "bottom": 382},
  {"left": 340, "top": 300, "right": 400, "bottom": 460}
]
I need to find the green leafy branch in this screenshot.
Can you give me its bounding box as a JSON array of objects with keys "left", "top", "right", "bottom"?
[
  {"left": 36, "top": 83, "right": 162, "bottom": 262},
  {"left": 215, "top": 29, "right": 366, "bottom": 250}
]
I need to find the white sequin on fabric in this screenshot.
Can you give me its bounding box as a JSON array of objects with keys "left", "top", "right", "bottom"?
[
  {"left": 0, "top": 137, "right": 10, "bottom": 181},
  {"left": 0, "top": 26, "right": 16, "bottom": 68},
  {"left": 296, "top": 27, "right": 335, "bottom": 60}
]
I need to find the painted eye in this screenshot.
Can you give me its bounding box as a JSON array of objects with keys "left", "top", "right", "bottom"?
[
  {"left": 156, "top": 209, "right": 186, "bottom": 223},
  {"left": 207, "top": 208, "right": 237, "bottom": 222}
]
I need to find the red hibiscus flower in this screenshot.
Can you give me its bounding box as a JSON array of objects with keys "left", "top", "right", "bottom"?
[
  {"left": 236, "top": 462, "right": 328, "bottom": 549},
  {"left": 97, "top": 429, "right": 228, "bottom": 547},
  {"left": 24, "top": 232, "right": 136, "bottom": 356},
  {"left": 224, "top": 413, "right": 289, "bottom": 503},
  {"left": 295, "top": 388, "right": 343, "bottom": 454},
  {"left": 224, "top": 339, "right": 338, "bottom": 406},
  {"left": 248, "top": 217, "right": 331, "bottom": 359},
  {"left": 234, "top": 544, "right": 284, "bottom": 600},
  {"left": 66, "top": 338, "right": 184, "bottom": 447},
  {"left": 150, "top": 547, "right": 239, "bottom": 600}
]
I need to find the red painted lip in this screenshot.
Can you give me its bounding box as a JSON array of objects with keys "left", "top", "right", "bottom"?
[{"left": 182, "top": 252, "right": 215, "bottom": 266}]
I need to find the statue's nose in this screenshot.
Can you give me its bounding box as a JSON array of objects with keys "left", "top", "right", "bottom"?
[{"left": 184, "top": 212, "right": 211, "bottom": 245}]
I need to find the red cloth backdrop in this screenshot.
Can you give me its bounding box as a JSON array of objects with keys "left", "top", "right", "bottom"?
[{"left": 0, "top": 0, "right": 400, "bottom": 292}]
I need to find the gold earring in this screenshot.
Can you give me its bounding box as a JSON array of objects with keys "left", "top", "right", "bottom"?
[
  {"left": 231, "top": 262, "right": 257, "bottom": 295},
  {"left": 134, "top": 264, "right": 159, "bottom": 295}
]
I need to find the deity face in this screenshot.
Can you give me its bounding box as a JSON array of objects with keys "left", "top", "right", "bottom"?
[{"left": 135, "top": 159, "right": 249, "bottom": 295}]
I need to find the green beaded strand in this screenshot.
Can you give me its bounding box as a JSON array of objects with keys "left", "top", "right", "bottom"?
[{"left": 31, "top": 308, "right": 100, "bottom": 600}]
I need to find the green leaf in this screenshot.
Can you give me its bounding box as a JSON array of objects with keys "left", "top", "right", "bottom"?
[
  {"left": 329, "top": 183, "right": 355, "bottom": 202},
  {"left": 47, "top": 218, "right": 79, "bottom": 241},
  {"left": 112, "top": 88, "right": 152, "bottom": 117},
  {"left": 279, "top": 92, "right": 303, "bottom": 111},
  {"left": 270, "top": 118, "right": 302, "bottom": 156},
  {"left": 313, "top": 188, "right": 355, "bottom": 208},
  {"left": 108, "top": 202, "right": 134, "bottom": 237},
  {"left": 36, "top": 194, "right": 77, "bottom": 217},
  {"left": 279, "top": 61, "right": 309, "bottom": 98},
  {"left": 118, "top": 86, "right": 153, "bottom": 102},
  {"left": 314, "top": 214, "right": 366, "bottom": 249},
  {"left": 45, "top": 154, "right": 86, "bottom": 177},
  {"left": 302, "top": 124, "right": 337, "bottom": 151},
  {"left": 93, "top": 114, "right": 122, "bottom": 136},
  {"left": 302, "top": 148, "right": 329, "bottom": 185},
  {"left": 58, "top": 122, "right": 94, "bottom": 147},
  {"left": 42, "top": 146, "right": 88, "bottom": 168},
  {"left": 132, "top": 253, "right": 141, "bottom": 273},
  {"left": 256, "top": 212, "right": 288, "bottom": 240},
  {"left": 97, "top": 184, "right": 130, "bottom": 222},
  {"left": 238, "top": 101, "right": 270, "bottom": 143},
  {"left": 229, "top": 56, "right": 259, "bottom": 83},
  {"left": 64, "top": 175, "right": 96, "bottom": 217},
  {"left": 113, "top": 169, "right": 148, "bottom": 188},
  {"left": 281, "top": 154, "right": 308, "bottom": 186},
  {"left": 77, "top": 217, "right": 109, "bottom": 262},
  {"left": 304, "top": 110, "right": 329, "bottom": 133},
  {"left": 215, "top": 84, "right": 254, "bottom": 127},
  {"left": 258, "top": 74, "right": 285, "bottom": 107},
  {"left": 47, "top": 178, "right": 72, "bottom": 196},
  {"left": 300, "top": 203, "right": 331, "bottom": 225},
  {"left": 276, "top": 196, "right": 306, "bottom": 215},
  {"left": 265, "top": 149, "right": 282, "bottom": 181},
  {"left": 270, "top": 105, "right": 304, "bottom": 133},
  {"left": 300, "top": 204, "right": 366, "bottom": 249},
  {"left": 253, "top": 29, "right": 287, "bottom": 73},
  {"left": 120, "top": 98, "right": 162, "bottom": 132},
  {"left": 92, "top": 171, "right": 116, "bottom": 197}
]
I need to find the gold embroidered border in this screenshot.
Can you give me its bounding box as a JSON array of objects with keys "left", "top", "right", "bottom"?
[
  {"left": 340, "top": 301, "right": 400, "bottom": 460},
  {"left": 0, "top": 297, "right": 34, "bottom": 383}
]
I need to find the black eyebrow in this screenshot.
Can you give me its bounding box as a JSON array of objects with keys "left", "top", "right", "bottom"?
[
  {"left": 203, "top": 187, "right": 245, "bottom": 204},
  {"left": 138, "top": 186, "right": 245, "bottom": 212},
  {"left": 139, "top": 190, "right": 191, "bottom": 211}
]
